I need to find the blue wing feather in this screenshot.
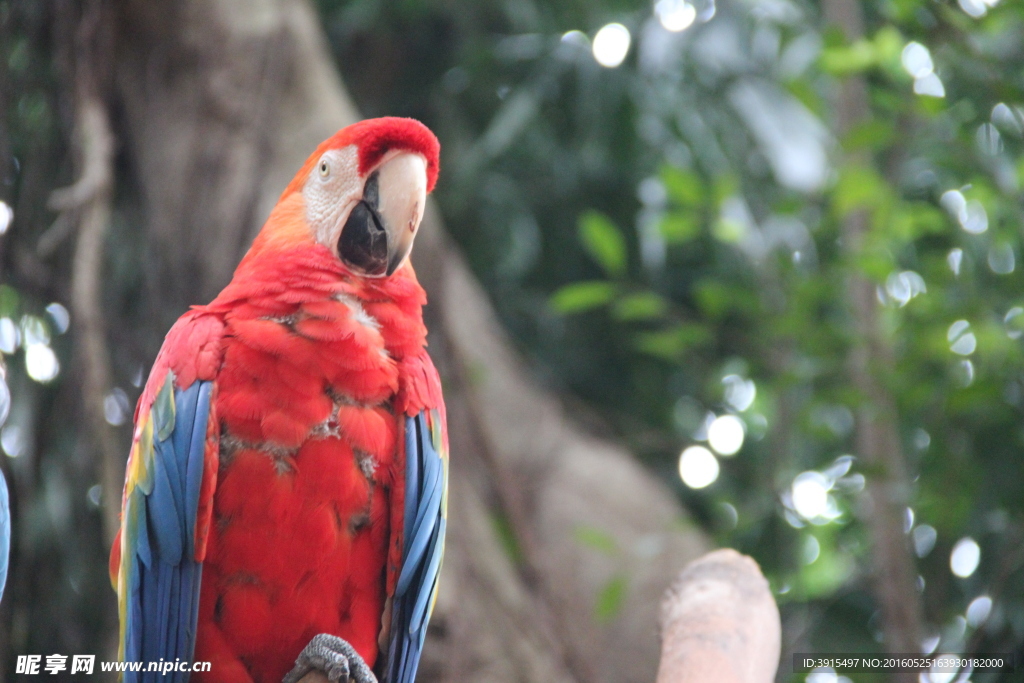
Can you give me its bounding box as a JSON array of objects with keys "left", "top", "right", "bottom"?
[
  {"left": 183, "top": 384, "right": 212, "bottom": 553},
  {"left": 149, "top": 442, "right": 184, "bottom": 564},
  {"left": 385, "top": 411, "right": 448, "bottom": 683},
  {"left": 0, "top": 468, "right": 9, "bottom": 601},
  {"left": 124, "top": 379, "right": 212, "bottom": 683},
  {"left": 410, "top": 518, "right": 445, "bottom": 633},
  {"left": 397, "top": 463, "right": 442, "bottom": 595}
]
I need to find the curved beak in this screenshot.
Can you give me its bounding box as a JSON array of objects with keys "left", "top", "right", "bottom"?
[{"left": 375, "top": 153, "right": 428, "bottom": 275}]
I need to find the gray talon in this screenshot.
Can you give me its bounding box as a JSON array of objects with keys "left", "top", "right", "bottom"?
[{"left": 282, "top": 634, "right": 378, "bottom": 683}]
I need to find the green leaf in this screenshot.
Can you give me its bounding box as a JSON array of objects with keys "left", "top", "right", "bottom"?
[
  {"left": 855, "top": 248, "right": 893, "bottom": 282},
  {"left": 579, "top": 211, "right": 627, "bottom": 277},
  {"left": 888, "top": 202, "right": 946, "bottom": 241},
  {"left": 491, "top": 511, "right": 524, "bottom": 566},
  {"left": 843, "top": 120, "right": 895, "bottom": 151},
  {"left": 820, "top": 40, "right": 876, "bottom": 75},
  {"left": 873, "top": 26, "right": 906, "bottom": 79},
  {"left": 800, "top": 543, "right": 854, "bottom": 599},
  {"left": 659, "top": 212, "right": 700, "bottom": 244},
  {"left": 612, "top": 292, "right": 669, "bottom": 321},
  {"left": 695, "top": 282, "right": 733, "bottom": 319},
  {"left": 785, "top": 79, "right": 824, "bottom": 117},
  {"left": 1015, "top": 156, "right": 1024, "bottom": 188},
  {"left": 0, "top": 285, "right": 19, "bottom": 318},
  {"left": 594, "top": 574, "right": 627, "bottom": 622},
  {"left": 634, "top": 324, "right": 710, "bottom": 361},
  {"left": 713, "top": 175, "right": 739, "bottom": 206},
  {"left": 834, "top": 164, "right": 886, "bottom": 216},
  {"left": 713, "top": 216, "right": 747, "bottom": 244},
  {"left": 574, "top": 526, "right": 618, "bottom": 556},
  {"left": 550, "top": 281, "right": 617, "bottom": 314},
  {"left": 661, "top": 166, "right": 703, "bottom": 206}
]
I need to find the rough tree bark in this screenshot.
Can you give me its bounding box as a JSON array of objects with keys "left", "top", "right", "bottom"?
[
  {"left": 822, "top": 0, "right": 924, "bottom": 674},
  {"left": 103, "top": 0, "right": 710, "bottom": 682}
]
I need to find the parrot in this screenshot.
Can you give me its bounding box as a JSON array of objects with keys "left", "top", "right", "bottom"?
[{"left": 108, "top": 117, "right": 448, "bottom": 683}]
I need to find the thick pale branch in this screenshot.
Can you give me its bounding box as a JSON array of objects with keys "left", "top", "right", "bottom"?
[
  {"left": 64, "top": 94, "right": 121, "bottom": 548},
  {"left": 290, "top": 549, "right": 780, "bottom": 683},
  {"left": 47, "top": 101, "right": 113, "bottom": 212},
  {"left": 52, "top": 0, "right": 120, "bottom": 547},
  {"left": 656, "top": 550, "right": 780, "bottom": 683}
]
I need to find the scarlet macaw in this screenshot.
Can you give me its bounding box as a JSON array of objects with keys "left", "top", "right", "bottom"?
[{"left": 109, "top": 118, "right": 448, "bottom": 683}]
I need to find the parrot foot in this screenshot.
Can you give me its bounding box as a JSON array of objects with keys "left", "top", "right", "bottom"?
[{"left": 282, "top": 634, "right": 378, "bottom": 683}]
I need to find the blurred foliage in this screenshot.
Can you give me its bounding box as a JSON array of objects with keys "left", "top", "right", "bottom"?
[
  {"left": 0, "top": 0, "right": 1023, "bottom": 681},
  {"left": 321, "top": 0, "right": 1024, "bottom": 679},
  {"left": 0, "top": 0, "right": 118, "bottom": 673}
]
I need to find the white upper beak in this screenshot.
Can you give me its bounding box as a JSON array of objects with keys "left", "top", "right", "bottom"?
[{"left": 375, "top": 153, "right": 428, "bottom": 275}]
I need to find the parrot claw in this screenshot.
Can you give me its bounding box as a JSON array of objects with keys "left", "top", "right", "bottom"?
[{"left": 282, "top": 634, "right": 378, "bottom": 683}]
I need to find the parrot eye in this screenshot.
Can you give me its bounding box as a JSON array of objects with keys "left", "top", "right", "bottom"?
[{"left": 319, "top": 160, "right": 330, "bottom": 178}]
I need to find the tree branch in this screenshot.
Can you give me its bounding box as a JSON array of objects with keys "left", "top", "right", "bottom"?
[
  {"left": 656, "top": 549, "right": 780, "bottom": 683},
  {"left": 289, "top": 549, "right": 781, "bottom": 683},
  {"left": 50, "top": 0, "right": 120, "bottom": 547}
]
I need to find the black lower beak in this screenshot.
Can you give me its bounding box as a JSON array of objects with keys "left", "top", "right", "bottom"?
[{"left": 339, "top": 201, "right": 389, "bottom": 276}]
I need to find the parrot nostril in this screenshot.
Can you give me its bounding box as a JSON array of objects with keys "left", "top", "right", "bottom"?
[{"left": 339, "top": 201, "right": 388, "bottom": 276}]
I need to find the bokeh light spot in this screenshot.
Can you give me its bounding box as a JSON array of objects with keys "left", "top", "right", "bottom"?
[
  {"left": 0, "top": 318, "right": 16, "bottom": 354},
  {"left": 948, "top": 320, "right": 976, "bottom": 356},
  {"left": 678, "top": 445, "right": 719, "bottom": 489},
  {"left": 901, "top": 42, "right": 933, "bottom": 79},
  {"left": 46, "top": 303, "right": 70, "bottom": 333},
  {"left": 655, "top": 0, "right": 697, "bottom": 32},
  {"left": 950, "top": 537, "right": 980, "bottom": 578},
  {"left": 0, "top": 374, "right": 9, "bottom": 428},
  {"left": 592, "top": 23, "right": 631, "bottom": 68},
  {"left": 1, "top": 424, "right": 24, "bottom": 457},
  {"left": 988, "top": 243, "right": 1015, "bottom": 274},
  {"left": 791, "top": 471, "right": 829, "bottom": 520},
  {"left": 104, "top": 388, "right": 131, "bottom": 426},
  {"left": 913, "top": 73, "right": 945, "bottom": 98},
  {"left": 1004, "top": 307, "right": 1024, "bottom": 339},
  {"left": 966, "top": 595, "right": 992, "bottom": 627},
  {"left": 21, "top": 315, "right": 49, "bottom": 346},
  {"left": 947, "top": 248, "right": 963, "bottom": 276},
  {"left": 87, "top": 484, "right": 102, "bottom": 508},
  {"left": 25, "top": 343, "right": 59, "bottom": 383},
  {"left": 803, "top": 535, "right": 820, "bottom": 564},
  {"left": 722, "top": 374, "right": 756, "bottom": 411},
  {"left": 0, "top": 201, "right": 12, "bottom": 234},
  {"left": 707, "top": 414, "right": 744, "bottom": 455}
]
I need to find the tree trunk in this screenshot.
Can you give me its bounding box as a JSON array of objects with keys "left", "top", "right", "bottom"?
[
  {"left": 105, "top": 0, "right": 710, "bottom": 681},
  {"left": 821, "top": 0, "right": 924, "bottom": 675}
]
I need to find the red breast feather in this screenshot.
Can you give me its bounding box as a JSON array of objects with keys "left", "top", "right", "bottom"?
[{"left": 191, "top": 238, "right": 427, "bottom": 683}]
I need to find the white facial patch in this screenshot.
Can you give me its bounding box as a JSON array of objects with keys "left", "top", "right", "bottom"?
[{"left": 303, "top": 146, "right": 362, "bottom": 247}]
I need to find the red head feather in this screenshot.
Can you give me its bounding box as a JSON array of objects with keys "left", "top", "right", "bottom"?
[{"left": 285, "top": 117, "right": 440, "bottom": 197}]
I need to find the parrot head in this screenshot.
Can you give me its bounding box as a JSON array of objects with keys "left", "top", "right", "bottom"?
[{"left": 271, "top": 117, "right": 440, "bottom": 278}]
